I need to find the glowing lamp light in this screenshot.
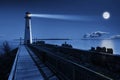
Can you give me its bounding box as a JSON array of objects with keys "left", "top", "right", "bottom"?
[
  {"left": 27, "top": 14, "right": 31, "bottom": 17},
  {"left": 26, "top": 12, "right": 31, "bottom": 17}
]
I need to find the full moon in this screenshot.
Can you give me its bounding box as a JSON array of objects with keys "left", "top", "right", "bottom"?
[{"left": 103, "top": 11, "right": 110, "bottom": 19}]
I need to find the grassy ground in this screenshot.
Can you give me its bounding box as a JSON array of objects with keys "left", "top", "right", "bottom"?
[{"left": 0, "top": 48, "right": 18, "bottom": 80}]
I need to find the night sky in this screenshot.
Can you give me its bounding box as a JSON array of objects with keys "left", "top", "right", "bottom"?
[{"left": 0, "top": 0, "right": 120, "bottom": 40}]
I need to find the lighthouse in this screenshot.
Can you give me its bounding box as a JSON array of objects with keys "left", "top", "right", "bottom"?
[{"left": 24, "top": 12, "right": 32, "bottom": 44}]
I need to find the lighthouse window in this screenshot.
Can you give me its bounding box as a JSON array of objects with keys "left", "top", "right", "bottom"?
[{"left": 27, "top": 26, "right": 29, "bottom": 29}]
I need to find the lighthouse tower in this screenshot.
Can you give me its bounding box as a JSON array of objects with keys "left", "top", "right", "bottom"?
[{"left": 24, "top": 12, "right": 32, "bottom": 44}]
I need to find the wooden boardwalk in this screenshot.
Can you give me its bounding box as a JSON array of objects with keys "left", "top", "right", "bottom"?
[{"left": 8, "top": 45, "right": 44, "bottom": 80}]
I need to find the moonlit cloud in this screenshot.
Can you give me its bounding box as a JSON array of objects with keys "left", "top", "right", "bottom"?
[
  {"left": 110, "top": 35, "right": 120, "bottom": 39},
  {"left": 83, "top": 31, "right": 109, "bottom": 38}
]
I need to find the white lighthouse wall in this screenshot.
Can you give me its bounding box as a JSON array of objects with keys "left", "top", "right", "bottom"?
[{"left": 24, "top": 19, "right": 32, "bottom": 44}]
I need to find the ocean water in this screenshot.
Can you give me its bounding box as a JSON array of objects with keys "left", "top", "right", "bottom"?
[
  {"left": 0, "top": 39, "right": 119, "bottom": 55},
  {"left": 44, "top": 39, "right": 120, "bottom": 55}
]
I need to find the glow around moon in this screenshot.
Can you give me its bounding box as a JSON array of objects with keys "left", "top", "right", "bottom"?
[{"left": 103, "top": 11, "right": 110, "bottom": 19}]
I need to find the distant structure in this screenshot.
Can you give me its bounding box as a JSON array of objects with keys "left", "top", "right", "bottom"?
[
  {"left": 61, "top": 41, "right": 72, "bottom": 48},
  {"left": 90, "top": 46, "right": 113, "bottom": 54},
  {"left": 24, "top": 12, "right": 32, "bottom": 44}
]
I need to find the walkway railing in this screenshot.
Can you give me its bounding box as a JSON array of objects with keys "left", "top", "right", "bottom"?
[{"left": 31, "top": 45, "right": 113, "bottom": 80}]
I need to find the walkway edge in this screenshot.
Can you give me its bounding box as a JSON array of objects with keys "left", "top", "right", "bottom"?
[{"left": 8, "top": 46, "right": 21, "bottom": 80}]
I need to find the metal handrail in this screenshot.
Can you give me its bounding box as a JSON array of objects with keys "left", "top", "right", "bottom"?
[
  {"left": 8, "top": 46, "right": 21, "bottom": 80},
  {"left": 34, "top": 46, "right": 113, "bottom": 80}
]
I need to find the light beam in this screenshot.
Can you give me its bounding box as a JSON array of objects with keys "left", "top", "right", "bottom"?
[{"left": 29, "top": 14, "right": 91, "bottom": 21}]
